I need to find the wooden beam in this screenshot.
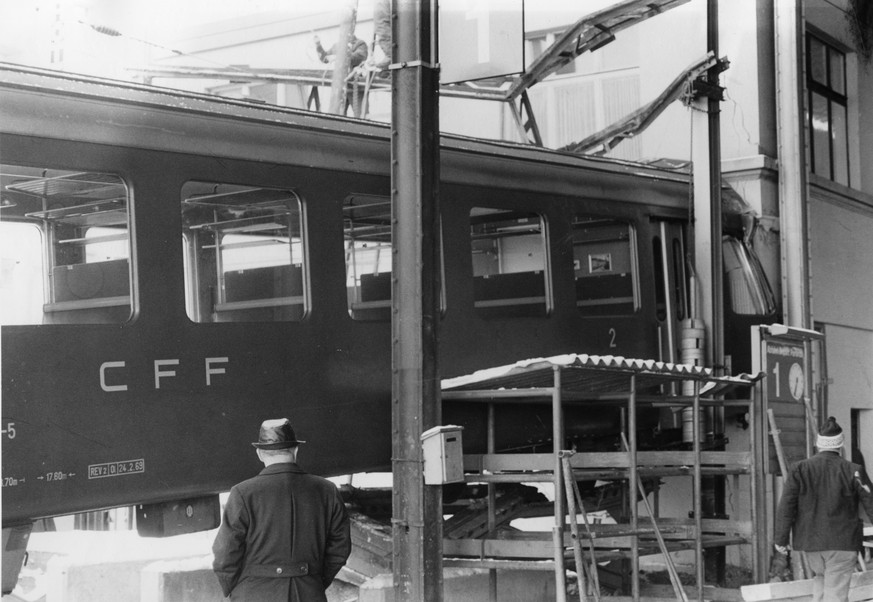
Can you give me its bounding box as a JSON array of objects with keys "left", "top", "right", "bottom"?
[{"left": 740, "top": 570, "right": 873, "bottom": 601}]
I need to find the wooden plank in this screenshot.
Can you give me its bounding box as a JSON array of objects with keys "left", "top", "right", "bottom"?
[
  {"left": 740, "top": 570, "right": 873, "bottom": 601},
  {"left": 567, "top": 450, "right": 751, "bottom": 468},
  {"left": 464, "top": 473, "right": 555, "bottom": 483},
  {"left": 443, "top": 557, "right": 557, "bottom": 571},
  {"left": 444, "top": 534, "right": 747, "bottom": 557},
  {"left": 464, "top": 453, "right": 554, "bottom": 472},
  {"left": 641, "top": 584, "right": 744, "bottom": 601},
  {"left": 657, "top": 517, "right": 754, "bottom": 536},
  {"left": 443, "top": 537, "right": 556, "bottom": 558},
  {"left": 463, "top": 451, "right": 752, "bottom": 477}
]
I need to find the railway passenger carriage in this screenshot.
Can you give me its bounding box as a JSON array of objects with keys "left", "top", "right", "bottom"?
[{"left": 0, "top": 63, "right": 775, "bottom": 559}]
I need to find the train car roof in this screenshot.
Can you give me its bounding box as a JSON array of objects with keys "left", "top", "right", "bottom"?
[{"left": 0, "top": 62, "right": 689, "bottom": 206}]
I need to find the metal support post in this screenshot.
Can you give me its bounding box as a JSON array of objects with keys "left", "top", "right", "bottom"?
[
  {"left": 552, "top": 366, "right": 567, "bottom": 602},
  {"left": 693, "top": 381, "right": 704, "bottom": 601},
  {"left": 774, "top": 0, "right": 812, "bottom": 329},
  {"left": 628, "top": 375, "right": 639, "bottom": 601},
  {"left": 488, "top": 402, "right": 497, "bottom": 602},
  {"left": 390, "top": 1, "right": 443, "bottom": 600}
]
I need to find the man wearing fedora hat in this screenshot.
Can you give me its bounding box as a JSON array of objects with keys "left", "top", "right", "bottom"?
[
  {"left": 212, "top": 418, "right": 351, "bottom": 601},
  {"left": 774, "top": 416, "right": 873, "bottom": 601}
]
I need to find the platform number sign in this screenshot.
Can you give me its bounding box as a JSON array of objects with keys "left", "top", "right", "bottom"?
[{"left": 766, "top": 341, "right": 805, "bottom": 402}]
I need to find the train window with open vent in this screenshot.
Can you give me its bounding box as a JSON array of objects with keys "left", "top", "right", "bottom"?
[
  {"left": 344, "top": 194, "right": 446, "bottom": 320},
  {"left": 182, "top": 182, "right": 306, "bottom": 322},
  {"left": 0, "top": 164, "right": 132, "bottom": 325},
  {"left": 572, "top": 216, "right": 638, "bottom": 315},
  {"left": 345, "top": 195, "right": 392, "bottom": 320},
  {"left": 470, "top": 208, "right": 549, "bottom": 318},
  {"left": 723, "top": 236, "right": 776, "bottom": 316}
]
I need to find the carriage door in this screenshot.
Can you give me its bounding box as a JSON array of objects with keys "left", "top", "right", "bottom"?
[{"left": 652, "top": 220, "right": 689, "bottom": 365}]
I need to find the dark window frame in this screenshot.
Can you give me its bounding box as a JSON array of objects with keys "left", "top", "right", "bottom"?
[
  {"left": 181, "top": 181, "right": 308, "bottom": 323},
  {"left": 806, "top": 32, "right": 850, "bottom": 185}
]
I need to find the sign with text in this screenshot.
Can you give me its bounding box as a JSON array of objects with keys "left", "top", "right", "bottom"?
[
  {"left": 754, "top": 325, "right": 823, "bottom": 475},
  {"left": 766, "top": 341, "right": 806, "bottom": 403},
  {"left": 439, "top": 0, "right": 524, "bottom": 84}
]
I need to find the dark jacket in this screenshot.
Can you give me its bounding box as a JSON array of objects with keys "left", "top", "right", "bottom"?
[
  {"left": 774, "top": 451, "right": 873, "bottom": 551},
  {"left": 212, "top": 463, "right": 351, "bottom": 601},
  {"left": 316, "top": 37, "right": 369, "bottom": 68}
]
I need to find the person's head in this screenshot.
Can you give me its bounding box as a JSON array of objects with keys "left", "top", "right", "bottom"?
[
  {"left": 816, "top": 416, "right": 844, "bottom": 452},
  {"left": 252, "top": 418, "right": 305, "bottom": 464},
  {"left": 257, "top": 446, "right": 297, "bottom": 465}
]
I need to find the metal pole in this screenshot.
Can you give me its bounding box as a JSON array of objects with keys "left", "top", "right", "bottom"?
[
  {"left": 391, "top": 0, "right": 443, "bottom": 600},
  {"left": 774, "top": 0, "right": 811, "bottom": 329},
  {"left": 705, "top": 0, "right": 727, "bottom": 584},
  {"left": 552, "top": 366, "right": 567, "bottom": 602},
  {"left": 693, "top": 381, "right": 704, "bottom": 602},
  {"left": 628, "top": 375, "right": 639, "bottom": 602},
  {"left": 707, "top": 0, "right": 724, "bottom": 375},
  {"left": 488, "top": 403, "right": 497, "bottom": 602}
]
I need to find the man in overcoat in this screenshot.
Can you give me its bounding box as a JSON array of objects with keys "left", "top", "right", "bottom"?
[
  {"left": 213, "top": 418, "right": 351, "bottom": 601},
  {"left": 774, "top": 416, "right": 873, "bottom": 602}
]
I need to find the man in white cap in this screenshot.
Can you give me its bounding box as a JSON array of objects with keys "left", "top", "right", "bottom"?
[
  {"left": 212, "top": 418, "right": 351, "bottom": 601},
  {"left": 774, "top": 416, "right": 873, "bottom": 601}
]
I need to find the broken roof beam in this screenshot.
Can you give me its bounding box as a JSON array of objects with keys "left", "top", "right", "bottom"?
[
  {"left": 132, "top": 65, "right": 337, "bottom": 87},
  {"left": 560, "top": 52, "right": 721, "bottom": 156},
  {"left": 506, "top": 0, "right": 691, "bottom": 101},
  {"left": 130, "top": 65, "right": 394, "bottom": 92}
]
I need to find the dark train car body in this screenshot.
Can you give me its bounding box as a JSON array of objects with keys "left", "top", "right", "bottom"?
[{"left": 0, "top": 64, "right": 773, "bottom": 535}]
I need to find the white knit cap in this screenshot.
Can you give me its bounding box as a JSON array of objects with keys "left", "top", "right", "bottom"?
[{"left": 816, "top": 416, "right": 844, "bottom": 450}]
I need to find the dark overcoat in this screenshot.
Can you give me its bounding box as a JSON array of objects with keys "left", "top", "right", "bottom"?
[
  {"left": 212, "top": 462, "right": 351, "bottom": 601},
  {"left": 774, "top": 451, "right": 873, "bottom": 551}
]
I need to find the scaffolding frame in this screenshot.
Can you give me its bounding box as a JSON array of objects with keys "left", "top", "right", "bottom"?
[{"left": 442, "top": 355, "right": 766, "bottom": 602}]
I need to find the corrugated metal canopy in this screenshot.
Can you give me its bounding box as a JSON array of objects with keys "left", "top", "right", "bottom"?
[{"left": 442, "top": 354, "right": 762, "bottom": 399}]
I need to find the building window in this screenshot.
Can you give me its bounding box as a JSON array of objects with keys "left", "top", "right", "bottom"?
[
  {"left": 807, "top": 34, "right": 849, "bottom": 186},
  {"left": 182, "top": 182, "right": 307, "bottom": 322}
]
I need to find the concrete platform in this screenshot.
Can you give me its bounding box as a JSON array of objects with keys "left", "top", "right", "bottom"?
[
  {"left": 2, "top": 530, "right": 557, "bottom": 602},
  {"left": 357, "top": 569, "right": 555, "bottom": 602},
  {"left": 2, "top": 530, "right": 355, "bottom": 602}
]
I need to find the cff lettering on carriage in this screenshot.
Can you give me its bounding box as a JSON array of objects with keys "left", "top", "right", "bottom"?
[{"left": 99, "top": 357, "right": 229, "bottom": 392}]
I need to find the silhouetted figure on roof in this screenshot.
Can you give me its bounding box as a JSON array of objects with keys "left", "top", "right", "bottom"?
[{"left": 314, "top": 34, "right": 368, "bottom": 69}]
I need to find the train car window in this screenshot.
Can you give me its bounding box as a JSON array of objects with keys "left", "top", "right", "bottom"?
[
  {"left": 723, "top": 237, "right": 777, "bottom": 315},
  {"left": 344, "top": 195, "right": 446, "bottom": 320},
  {"left": 181, "top": 182, "right": 306, "bottom": 322},
  {"left": 345, "top": 195, "right": 392, "bottom": 320},
  {"left": 572, "top": 216, "right": 638, "bottom": 315},
  {"left": 470, "top": 208, "right": 549, "bottom": 318},
  {"left": 0, "top": 164, "right": 132, "bottom": 324},
  {"left": 0, "top": 221, "right": 45, "bottom": 325}
]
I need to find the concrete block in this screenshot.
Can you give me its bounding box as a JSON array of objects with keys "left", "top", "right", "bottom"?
[
  {"left": 46, "top": 556, "right": 146, "bottom": 602},
  {"left": 358, "top": 568, "right": 556, "bottom": 602},
  {"left": 34, "top": 530, "right": 217, "bottom": 602},
  {"left": 141, "top": 556, "right": 221, "bottom": 602}
]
